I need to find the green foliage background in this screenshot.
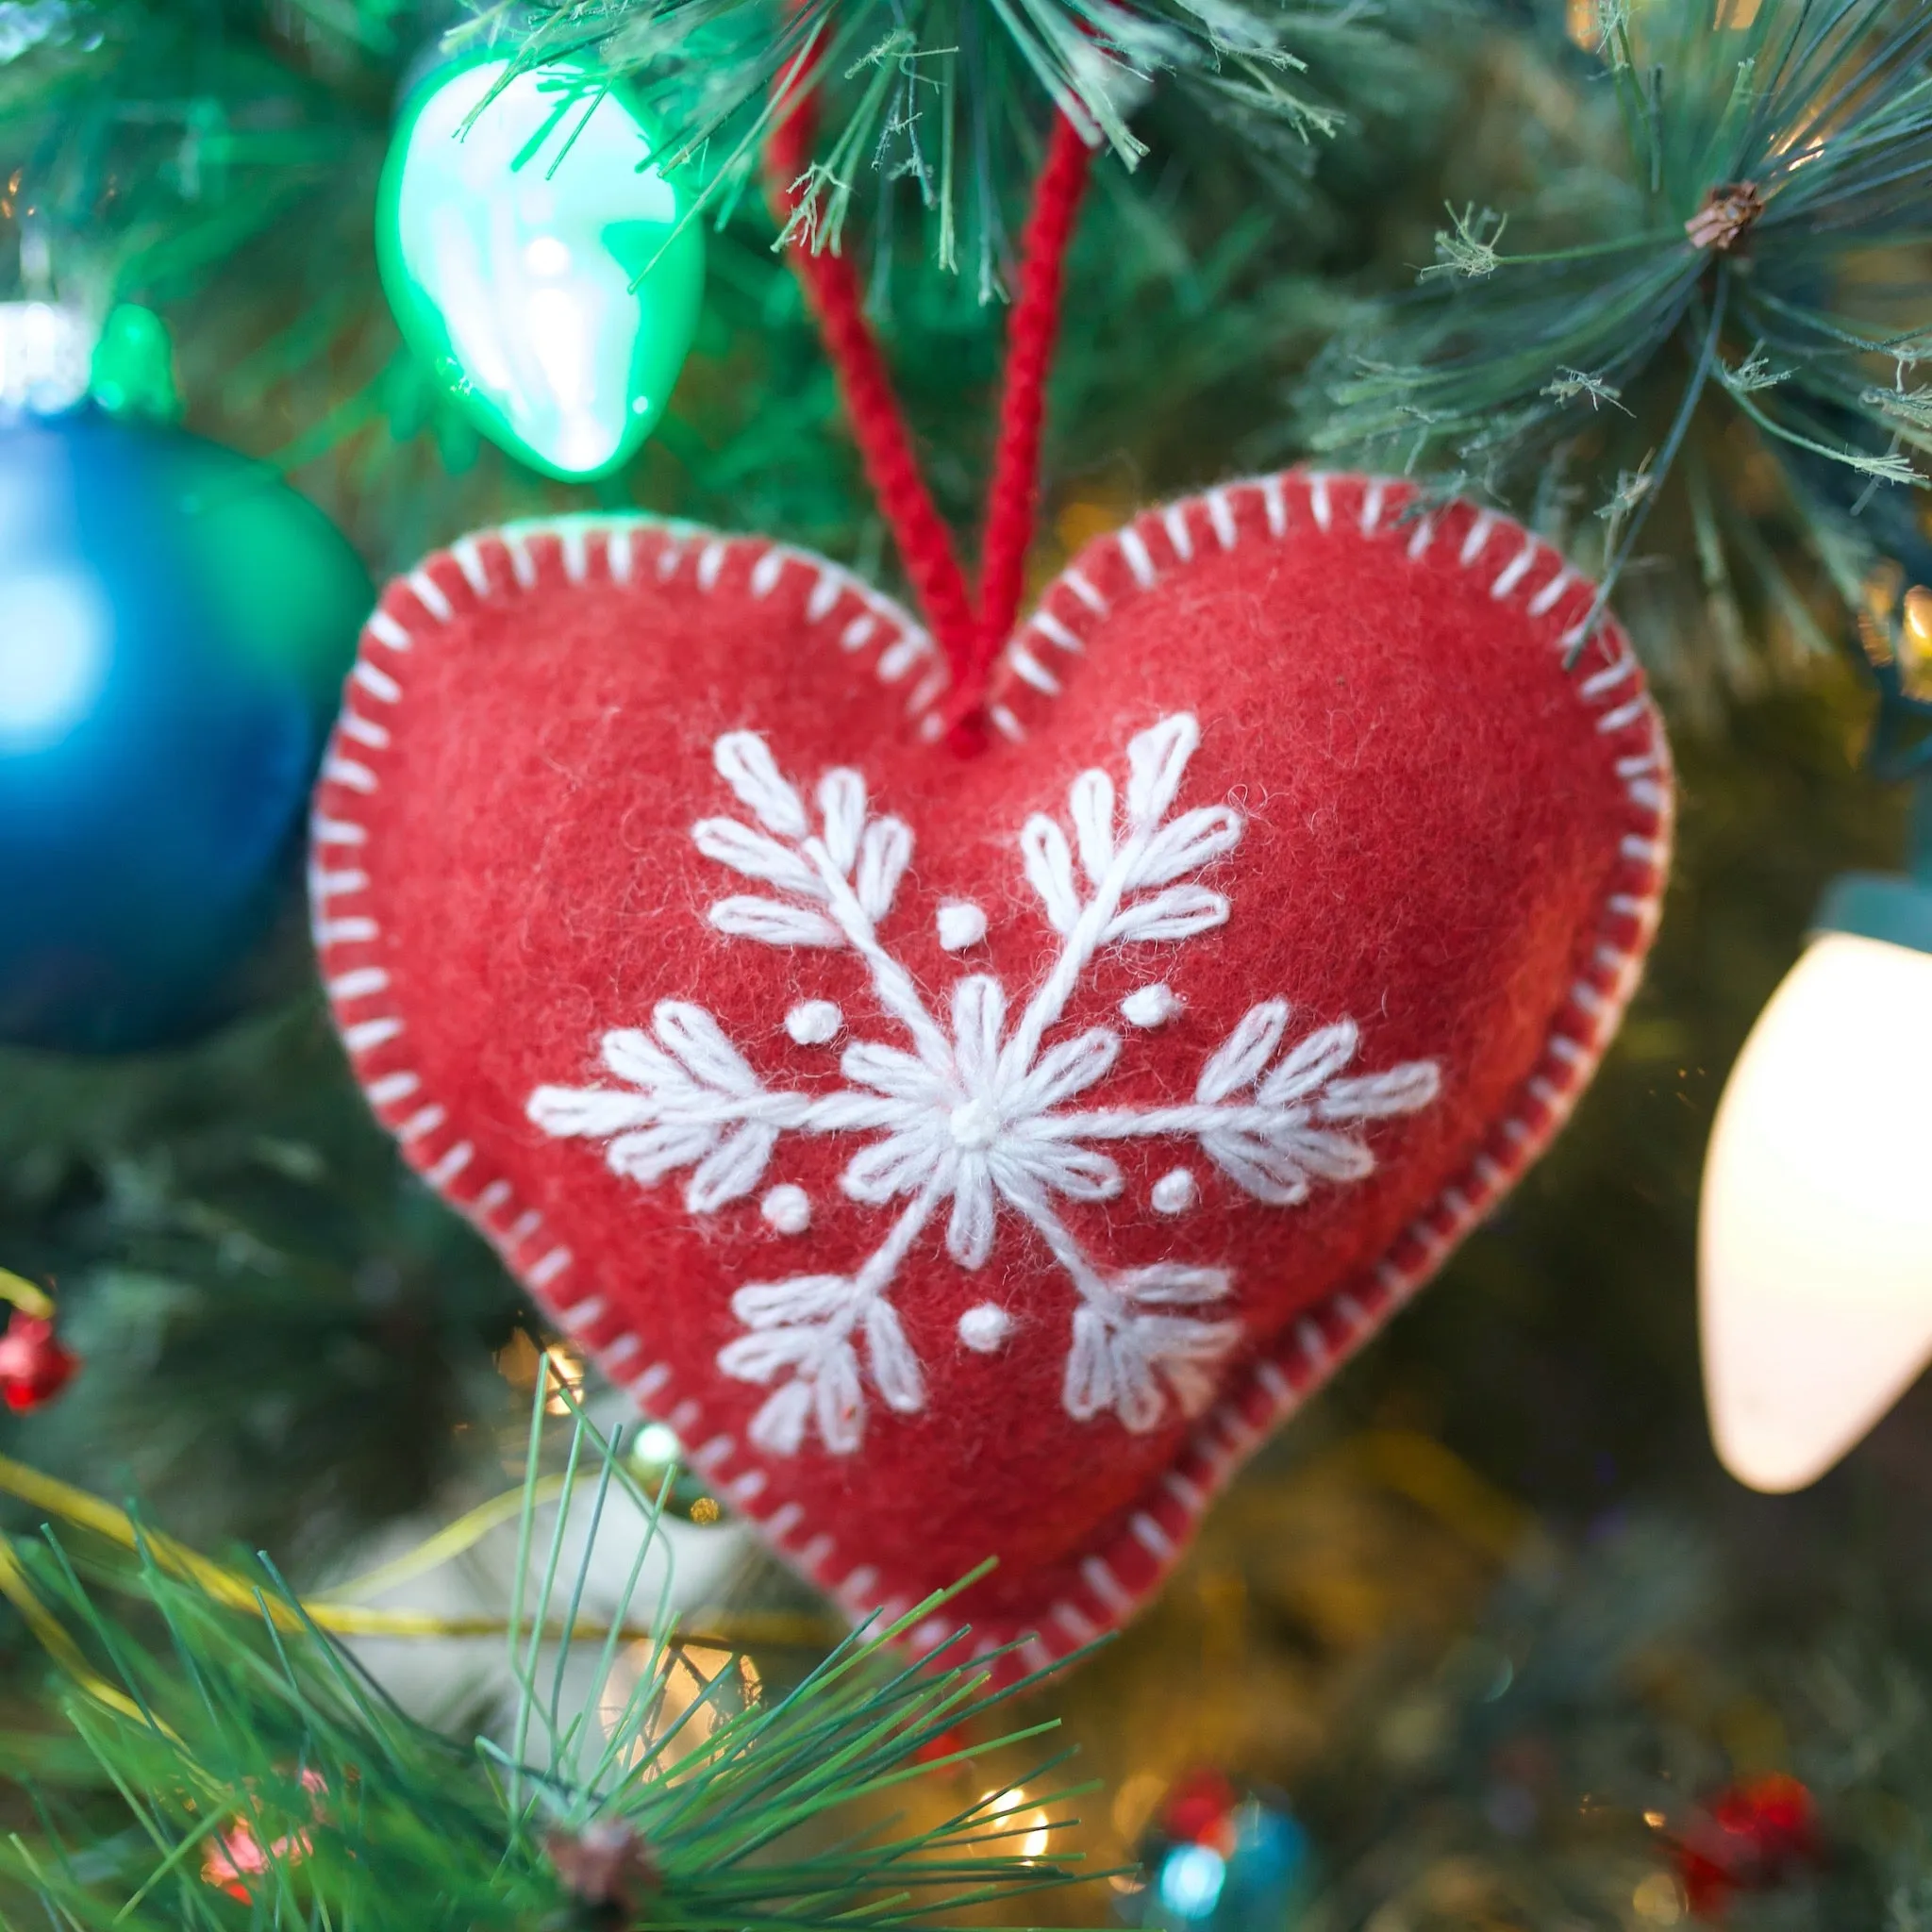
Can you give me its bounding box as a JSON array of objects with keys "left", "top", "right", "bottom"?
[{"left": 3, "top": 0, "right": 1931, "bottom": 1924}]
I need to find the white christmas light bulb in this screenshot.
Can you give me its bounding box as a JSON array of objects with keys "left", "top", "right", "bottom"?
[
  {"left": 0, "top": 300, "right": 93, "bottom": 415},
  {"left": 1701, "top": 906, "right": 1932, "bottom": 1491}
]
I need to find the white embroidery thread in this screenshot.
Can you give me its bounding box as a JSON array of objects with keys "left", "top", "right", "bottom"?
[
  {"left": 527, "top": 713, "right": 1441, "bottom": 1456},
  {"left": 958, "top": 1304, "right": 1013, "bottom": 1352},
  {"left": 936, "top": 900, "right": 989, "bottom": 951}
]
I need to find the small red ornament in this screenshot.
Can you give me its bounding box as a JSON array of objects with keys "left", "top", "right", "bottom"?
[
  {"left": 0, "top": 1310, "right": 78, "bottom": 1412},
  {"left": 1160, "top": 1767, "right": 1241, "bottom": 1850},
  {"left": 1675, "top": 1773, "right": 1821, "bottom": 1920},
  {"left": 201, "top": 1770, "right": 327, "bottom": 1900}
]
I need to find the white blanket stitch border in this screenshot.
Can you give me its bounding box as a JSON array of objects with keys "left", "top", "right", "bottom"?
[{"left": 309, "top": 470, "right": 1674, "bottom": 1679}]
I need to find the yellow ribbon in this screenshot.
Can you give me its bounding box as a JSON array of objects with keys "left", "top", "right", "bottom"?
[
  {"left": 0, "top": 1415, "right": 1517, "bottom": 1723},
  {"left": 0, "top": 1268, "right": 54, "bottom": 1321},
  {"left": 0, "top": 1450, "right": 839, "bottom": 1707},
  {"left": 0, "top": 1537, "right": 155, "bottom": 1725}
]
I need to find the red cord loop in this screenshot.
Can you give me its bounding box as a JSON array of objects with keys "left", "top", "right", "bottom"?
[
  {"left": 974, "top": 113, "right": 1093, "bottom": 681},
  {"left": 766, "top": 82, "right": 1093, "bottom": 747}
]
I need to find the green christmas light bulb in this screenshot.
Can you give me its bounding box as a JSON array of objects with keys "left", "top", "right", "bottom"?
[{"left": 376, "top": 55, "right": 704, "bottom": 482}]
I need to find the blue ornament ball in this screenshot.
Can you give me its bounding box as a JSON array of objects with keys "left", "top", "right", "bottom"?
[
  {"left": 1132, "top": 1774, "right": 1314, "bottom": 1932},
  {"left": 0, "top": 407, "right": 370, "bottom": 1052}
]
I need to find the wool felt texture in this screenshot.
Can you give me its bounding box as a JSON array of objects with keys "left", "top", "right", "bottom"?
[{"left": 311, "top": 469, "right": 1673, "bottom": 1676}]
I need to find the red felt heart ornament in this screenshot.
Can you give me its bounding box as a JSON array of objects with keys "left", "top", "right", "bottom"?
[{"left": 311, "top": 469, "right": 1670, "bottom": 1674}]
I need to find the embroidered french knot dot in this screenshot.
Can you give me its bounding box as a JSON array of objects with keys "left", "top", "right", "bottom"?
[
  {"left": 936, "top": 900, "right": 988, "bottom": 951},
  {"left": 1151, "top": 1168, "right": 1198, "bottom": 1215},
  {"left": 1122, "top": 983, "right": 1183, "bottom": 1027},
  {"left": 761, "top": 1184, "right": 811, "bottom": 1234},
  {"left": 957, "top": 1304, "right": 1012, "bottom": 1353},
  {"left": 785, "top": 1000, "right": 842, "bottom": 1045}
]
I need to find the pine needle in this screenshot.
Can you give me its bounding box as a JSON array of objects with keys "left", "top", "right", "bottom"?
[
  {"left": 0, "top": 1401, "right": 1102, "bottom": 1932},
  {"left": 1305, "top": 0, "right": 1932, "bottom": 714}
]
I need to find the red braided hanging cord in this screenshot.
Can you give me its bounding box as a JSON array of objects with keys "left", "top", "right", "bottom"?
[
  {"left": 766, "top": 68, "right": 1093, "bottom": 745},
  {"left": 764, "top": 92, "right": 979, "bottom": 679},
  {"left": 974, "top": 113, "right": 1093, "bottom": 668}
]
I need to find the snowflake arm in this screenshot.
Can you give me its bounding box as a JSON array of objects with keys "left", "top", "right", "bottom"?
[
  {"left": 1041, "top": 1001, "right": 1442, "bottom": 1204},
  {"left": 531, "top": 1002, "right": 801, "bottom": 1211},
  {"left": 526, "top": 1000, "right": 898, "bottom": 1212},
  {"left": 1191, "top": 1004, "right": 1441, "bottom": 1204},
  {"left": 1003, "top": 714, "right": 1241, "bottom": 1082},
  {"left": 697, "top": 730, "right": 943, "bottom": 1066},
  {"left": 718, "top": 1174, "right": 942, "bottom": 1454},
  {"left": 1007, "top": 1171, "right": 1240, "bottom": 1433}
]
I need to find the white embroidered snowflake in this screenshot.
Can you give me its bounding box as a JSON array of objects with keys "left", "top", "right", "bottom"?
[{"left": 528, "top": 713, "right": 1441, "bottom": 1457}]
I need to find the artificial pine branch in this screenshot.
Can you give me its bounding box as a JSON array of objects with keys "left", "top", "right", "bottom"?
[
  {"left": 0, "top": 1394, "right": 1097, "bottom": 1932},
  {"left": 1305, "top": 0, "right": 1932, "bottom": 740},
  {"left": 0, "top": 0, "right": 1455, "bottom": 594},
  {"left": 504, "top": 0, "right": 1433, "bottom": 281}
]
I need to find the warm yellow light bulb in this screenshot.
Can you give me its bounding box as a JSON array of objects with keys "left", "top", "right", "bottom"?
[
  {"left": 1905, "top": 585, "right": 1932, "bottom": 645},
  {"left": 1700, "top": 931, "right": 1932, "bottom": 1491},
  {"left": 1902, "top": 586, "right": 1932, "bottom": 701}
]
